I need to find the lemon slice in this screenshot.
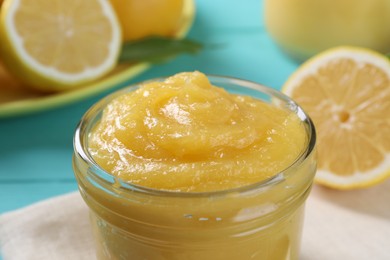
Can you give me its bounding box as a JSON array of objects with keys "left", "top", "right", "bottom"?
[
  {"left": 0, "top": 0, "right": 121, "bottom": 91},
  {"left": 283, "top": 46, "right": 390, "bottom": 189}
]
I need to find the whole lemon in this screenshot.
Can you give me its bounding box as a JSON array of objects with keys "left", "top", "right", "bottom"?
[
  {"left": 110, "top": 0, "right": 194, "bottom": 41},
  {"left": 264, "top": 0, "right": 390, "bottom": 61}
]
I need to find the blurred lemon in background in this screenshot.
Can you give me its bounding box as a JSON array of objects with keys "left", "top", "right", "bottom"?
[
  {"left": 265, "top": 0, "right": 390, "bottom": 61},
  {"left": 110, "top": 0, "right": 194, "bottom": 41}
]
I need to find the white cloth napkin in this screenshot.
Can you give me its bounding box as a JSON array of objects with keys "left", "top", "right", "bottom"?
[{"left": 1, "top": 180, "right": 390, "bottom": 260}]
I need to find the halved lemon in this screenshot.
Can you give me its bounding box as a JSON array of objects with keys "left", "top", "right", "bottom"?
[
  {"left": 0, "top": 0, "right": 121, "bottom": 92},
  {"left": 283, "top": 46, "right": 390, "bottom": 189}
]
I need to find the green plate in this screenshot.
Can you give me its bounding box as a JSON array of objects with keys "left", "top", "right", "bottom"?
[{"left": 0, "top": 63, "right": 150, "bottom": 118}]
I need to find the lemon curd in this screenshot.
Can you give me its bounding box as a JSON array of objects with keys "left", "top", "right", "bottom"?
[{"left": 73, "top": 72, "right": 316, "bottom": 259}]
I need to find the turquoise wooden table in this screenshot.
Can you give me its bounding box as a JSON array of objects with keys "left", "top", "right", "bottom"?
[{"left": 0, "top": 0, "right": 299, "bottom": 224}]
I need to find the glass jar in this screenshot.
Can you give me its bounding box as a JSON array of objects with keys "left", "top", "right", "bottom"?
[
  {"left": 73, "top": 76, "right": 316, "bottom": 260},
  {"left": 264, "top": 0, "right": 390, "bottom": 61}
]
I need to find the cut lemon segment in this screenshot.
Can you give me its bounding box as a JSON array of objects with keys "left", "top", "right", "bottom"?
[
  {"left": 282, "top": 46, "right": 390, "bottom": 189},
  {"left": 0, "top": 0, "right": 121, "bottom": 91}
]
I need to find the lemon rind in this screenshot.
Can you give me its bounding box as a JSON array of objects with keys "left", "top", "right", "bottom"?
[
  {"left": 283, "top": 46, "right": 390, "bottom": 95},
  {"left": 315, "top": 154, "right": 390, "bottom": 189},
  {"left": 176, "top": 0, "right": 196, "bottom": 39}
]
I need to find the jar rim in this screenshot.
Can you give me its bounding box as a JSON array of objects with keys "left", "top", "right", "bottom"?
[{"left": 73, "top": 74, "right": 316, "bottom": 198}]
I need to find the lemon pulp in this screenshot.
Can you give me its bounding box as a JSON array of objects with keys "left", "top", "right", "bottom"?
[{"left": 0, "top": 0, "right": 121, "bottom": 91}]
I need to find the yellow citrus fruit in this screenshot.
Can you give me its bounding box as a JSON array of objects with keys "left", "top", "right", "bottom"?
[
  {"left": 109, "top": 0, "right": 194, "bottom": 41},
  {"left": 282, "top": 46, "right": 390, "bottom": 189},
  {"left": 0, "top": 0, "right": 121, "bottom": 92}
]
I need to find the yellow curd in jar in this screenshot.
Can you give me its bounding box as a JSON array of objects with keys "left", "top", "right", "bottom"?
[
  {"left": 73, "top": 71, "right": 316, "bottom": 260},
  {"left": 88, "top": 71, "right": 306, "bottom": 192}
]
